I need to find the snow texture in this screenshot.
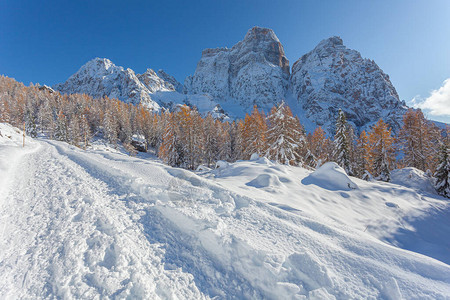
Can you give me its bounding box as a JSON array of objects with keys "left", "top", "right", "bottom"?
[{"left": 1, "top": 123, "right": 449, "bottom": 299}]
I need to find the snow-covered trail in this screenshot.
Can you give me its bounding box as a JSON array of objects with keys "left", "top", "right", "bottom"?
[
  {"left": 0, "top": 134, "right": 449, "bottom": 299},
  {"left": 0, "top": 141, "right": 205, "bottom": 299}
]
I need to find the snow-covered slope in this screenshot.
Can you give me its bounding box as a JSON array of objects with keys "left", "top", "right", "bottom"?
[
  {"left": 184, "top": 27, "right": 290, "bottom": 110},
  {"left": 1, "top": 123, "right": 449, "bottom": 299},
  {"left": 137, "top": 69, "right": 178, "bottom": 93},
  {"left": 290, "top": 36, "right": 407, "bottom": 133}
]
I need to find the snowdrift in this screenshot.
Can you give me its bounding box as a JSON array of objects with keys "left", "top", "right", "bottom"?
[
  {"left": 301, "top": 162, "right": 358, "bottom": 191},
  {"left": 1, "top": 124, "right": 449, "bottom": 299}
]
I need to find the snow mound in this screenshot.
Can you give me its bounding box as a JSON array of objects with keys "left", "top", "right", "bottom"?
[
  {"left": 0, "top": 123, "right": 24, "bottom": 145},
  {"left": 302, "top": 162, "right": 358, "bottom": 191},
  {"left": 246, "top": 174, "right": 282, "bottom": 188},
  {"left": 215, "top": 160, "right": 229, "bottom": 169},
  {"left": 391, "top": 167, "right": 436, "bottom": 194},
  {"left": 250, "top": 153, "right": 260, "bottom": 160}
]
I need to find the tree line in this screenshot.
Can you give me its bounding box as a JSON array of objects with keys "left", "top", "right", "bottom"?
[{"left": 0, "top": 75, "right": 449, "bottom": 197}]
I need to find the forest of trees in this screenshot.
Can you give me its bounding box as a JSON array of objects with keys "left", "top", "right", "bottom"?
[{"left": 0, "top": 75, "right": 449, "bottom": 197}]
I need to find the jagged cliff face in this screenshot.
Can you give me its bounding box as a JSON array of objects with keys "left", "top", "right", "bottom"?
[
  {"left": 156, "top": 70, "right": 183, "bottom": 93},
  {"left": 184, "top": 27, "right": 290, "bottom": 109},
  {"left": 137, "top": 69, "right": 175, "bottom": 93},
  {"left": 290, "top": 36, "right": 406, "bottom": 133}
]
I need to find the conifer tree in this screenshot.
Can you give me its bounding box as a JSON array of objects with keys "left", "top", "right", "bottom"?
[
  {"left": 80, "top": 114, "right": 91, "bottom": 150},
  {"left": 367, "top": 119, "right": 396, "bottom": 181},
  {"left": 176, "top": 105, "right": 203, "bottom": 169},
  {"left": 355, "top": 130, "right": 370, "bottom": 178},
  {"left": 309, "top": 127, "right": 329, "bottom": 165},
  {"left": 334, "top": 109, "right": 352, "bottom": 175},
  {"left": 398, "top": 108, "right": 440, "bottom": 172},
  {"left": 203, "top": 114, "right": 219, "bottom": 167},
  {"left": 102, "top": 104, "right": 118, "bottom": 145},
  {"left": 265, "top": 101, "right": 303, "bottom": 165},
  {"left": 434, "top": 143, "right": 450, "bottom": 198},
  {"left": 158, "top": 112, "right": 181, "bottom": 167},
  {"left": 54, "top": 111, "right": 69, "bottom": 142},
  {"left": 241, "top": 106, "right": 267, "bottom": 159}
]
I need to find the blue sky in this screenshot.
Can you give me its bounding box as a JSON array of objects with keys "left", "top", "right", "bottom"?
[{"left": 1, "top": 0, "right": 449, "bottom": 122}]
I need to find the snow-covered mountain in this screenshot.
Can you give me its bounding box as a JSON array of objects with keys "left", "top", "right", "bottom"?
[
  {"left": 137, "top": 69, "right": 178, "bottom": 93},
  {"left": 183, "top": 27, "right": 290, "bottom": 110},
  {"left": 54, "top": 58, "right": 184, "bottom": 111},
  {"left": 54, "top": 28, "right": 410, "bottom": 134},
  {"left": 54, "top": 58, "right": 225, "bottom": 117},
  {"left": 183, "top": 27, "right": 408, "bottom": 133},
  {"left": 290, "top": 36, "right": 407, "bottom": 133}
]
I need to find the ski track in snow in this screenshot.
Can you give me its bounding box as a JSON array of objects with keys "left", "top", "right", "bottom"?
[{"left": 0, "top": 130, "right": 449, "bottom": 299}]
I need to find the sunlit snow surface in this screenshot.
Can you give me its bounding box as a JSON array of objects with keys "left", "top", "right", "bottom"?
[{"left": 0, "top": 123, "right": 449, "bottom": 299}]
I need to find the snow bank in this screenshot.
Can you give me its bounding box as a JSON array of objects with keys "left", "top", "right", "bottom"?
[
  {"left": 0, "top": 123, "right": 37, "bottom": 202},
  {"left": 391, "top": 167, "right": 436, "bottom": 194},
  {"left": 301, "top": 162, "right": 358, "bottom": 191}
]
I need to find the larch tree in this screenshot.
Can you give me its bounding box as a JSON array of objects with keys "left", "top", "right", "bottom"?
[
  {"left": 241, "top": 106, "right": 267, "bottom": 159},
  {"left": 203, "top": 114, "right": 220, "bottom": 167},
  {"left": 176, "top": 105, "right": 204, "bottom": 169},
  {"left": 265, "top": 101, "right": 304, "bottom": 165},
  {"left": 367, "top": 119, "right": 396, "bottom": 181},
  {"left": 309, "top": 126, "right": 329, "bottom": 165},
  {"left": 398, "top": 108, "right": 440, "bottom": 172},
  {"left": 54, "top": 111, "right": 69, "bottom": 142},
  {"left": 158, "top": 112, "right": 181, "bottom": 167}
]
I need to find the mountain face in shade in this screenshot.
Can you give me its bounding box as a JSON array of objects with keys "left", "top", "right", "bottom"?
[
  {"left": 183, "top": 26, "right": 290, "bottom": 110},
  {"left": 290, "top": 36, "right": 406, "bottom": 133}
]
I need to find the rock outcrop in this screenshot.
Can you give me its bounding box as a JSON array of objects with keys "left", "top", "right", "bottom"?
[{"left": 184, "top": 27, "right": 290, "bottom": 109}]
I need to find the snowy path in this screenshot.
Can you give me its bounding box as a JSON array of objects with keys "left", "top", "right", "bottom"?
[{"left": 0, "top": 133, "right": 449, "bottom": 299}]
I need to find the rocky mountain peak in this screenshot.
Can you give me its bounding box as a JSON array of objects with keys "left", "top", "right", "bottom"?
[
  {"left": 242, "top": 26, "right": 280, "bottom": 44},
  {"left": 184, "top": 26, "right": 290, "bottom": 109},
  {"left": 290, "top": 36, "right": 406, "bottom": 134},
  {"left": 316, "top": 36, "right": 344, "bottom": 48},
  {"left": 235, "top": 26, "right": 289, "bottom": 75},
  {"left": 54, "top": 58, "right": 160, "bottom": 110}
]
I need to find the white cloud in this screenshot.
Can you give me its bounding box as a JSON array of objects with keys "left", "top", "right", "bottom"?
[{"left": 413, "top": 79, "right": 450, "bottom": 116}]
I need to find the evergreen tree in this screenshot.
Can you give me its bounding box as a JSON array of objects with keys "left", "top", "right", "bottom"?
[
  {"left": 334, "top": 109, "right": 352, "bottom": 175},
  {"left": 355, "top": 130, "right": 370, "bottom": 178},
  {"left": 265, "top": 102, "right": 304, "bottom": 165},
  {"left": 434, "top": 143, "right": 450, "bottom": 198},
  {"left": 54, "top": 111, "right": 69, "bottom": 142}
]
